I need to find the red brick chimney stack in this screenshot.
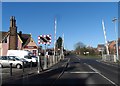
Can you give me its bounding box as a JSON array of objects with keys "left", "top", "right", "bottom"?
[{"left": 9, "top": 16, "right": 17, "bottom": 50}]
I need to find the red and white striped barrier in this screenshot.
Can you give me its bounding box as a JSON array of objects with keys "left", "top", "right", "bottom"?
[{"left": 38, "top": 35, "right": 51, "bottom": 44}]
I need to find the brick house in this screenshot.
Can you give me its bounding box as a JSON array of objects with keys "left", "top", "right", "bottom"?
[
  {"left": 108, "top": 41, "right": 116, "bottom": 54},
  {"left": 0, "top": 16, "right": 38, "bottom": 56},
  {"left": 97, "top": 39, "right": 120, "bottom": 56},
  {"left": 97, "top": 44, "right": 105, "bottom": 52}
]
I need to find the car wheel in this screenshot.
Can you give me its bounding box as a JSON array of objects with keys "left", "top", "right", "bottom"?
[{"left": 16, "top": 64, "right": 21, "bottom": 69}]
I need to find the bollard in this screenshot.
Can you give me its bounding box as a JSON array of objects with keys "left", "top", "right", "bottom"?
[
  {"left": 30, "top": 61, "right": 32, "bottom": 70},
  {"left": 22, "top": 62, "right": 24, "bottom": 72},
  {"left": 10, "top": 63, "right": 12, "bottom": 76},
  {"left": 37, "top": 56, "right": 40, "bottom": 73},
  {"left": 40, "top": 56, "right": 43, "bottom": 71}
]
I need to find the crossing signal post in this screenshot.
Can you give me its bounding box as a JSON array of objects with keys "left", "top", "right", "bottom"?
[
  {"left": 38, "top": 35, "right": 51, "bottom": 70},
  {"left": 37, "top": 46, "right": 43, "bottom": 73}
]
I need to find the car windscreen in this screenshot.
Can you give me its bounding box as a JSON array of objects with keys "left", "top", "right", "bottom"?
[
  {"left": 15, "top": 57, "right": 20, "bottom": 60},
  {"left": 24, "top": 56, "right": 32, "bottom": 59},
  {"left": 1, "top": 56, "right": 8, "bottom": 60},
  {"left": 0, "top": 56, "right": 2, "bottom": 60},
  {"left": 31, "top": 56, "right": 37, "bottom": 58}
]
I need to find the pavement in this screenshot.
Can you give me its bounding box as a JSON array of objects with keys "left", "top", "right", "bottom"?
[
  {"left": 96, "top": 60, "right": 120, "bottom": 68},
  {"left": 1, "top": 67, "right": 38, "bottom": 83},
  {"left": 1, "top": 57, "right": 69, "bottom": 86},
  {"left": 1, "top": 55, "right": 119, "bottom": 86}
]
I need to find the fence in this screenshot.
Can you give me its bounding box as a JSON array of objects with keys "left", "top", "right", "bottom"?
[
  {"left": 38, "top": 54, "right": 64, "bottom": 71},
  {"left": 102, "top": 54, "right": 117, "bottom": 62}
]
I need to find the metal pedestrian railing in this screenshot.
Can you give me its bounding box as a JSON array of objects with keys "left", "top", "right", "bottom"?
[{"left": 102, "top": 54, "right": 118, "bottom": 62}]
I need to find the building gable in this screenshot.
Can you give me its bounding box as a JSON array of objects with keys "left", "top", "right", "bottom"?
[
  {"left": 0, "top": 31, "right": 10, "bottom": 43},
  {"left": 22, "top": 35, "right": 37, "bottom": 49}
]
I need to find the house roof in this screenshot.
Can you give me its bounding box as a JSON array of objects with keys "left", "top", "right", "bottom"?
[
  {"left": 97, "top": 44, "right": 105, "bottom": 48},
  {"left": 0, "top": 31, "right": 31, "bottom": 47},
  {"left": 108, "top": 41, "right": 114, "bottom": 44},
  {"left": 18, "top": 33, "right": 31, "bottom": 47},
  {"left": 0, "top": 31, "right": 9, "bottom": 43}
]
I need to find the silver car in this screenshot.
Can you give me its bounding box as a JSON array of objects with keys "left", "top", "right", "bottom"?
[{"left": 0, "top": 56, "right": 28, "bottom": 69}]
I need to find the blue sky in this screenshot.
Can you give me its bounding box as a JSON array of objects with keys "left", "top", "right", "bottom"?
[
  {"left": 2, "top": 0, "right": 120, "bottom": 2},
  {"left": 2, "top": 2, "right": 118, "bottom": 50}
]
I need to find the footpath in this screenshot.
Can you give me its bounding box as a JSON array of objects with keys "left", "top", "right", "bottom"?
[
  {"left": 97, "top": 60, "right": 120, "bottom": 68},
  {"left": 1, "top": 57, "right": 69, "bottom": 85},
  {"left": 77, "top": 54, "right": 120, "bottom": 68}
]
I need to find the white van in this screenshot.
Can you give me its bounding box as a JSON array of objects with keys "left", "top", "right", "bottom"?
[{"left": 7, "top": 50, "right": 33, "bottom": 63}]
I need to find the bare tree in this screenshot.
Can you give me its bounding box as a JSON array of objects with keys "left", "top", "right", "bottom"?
[{"left": 74, "top": 42, "right": 86, "bottom": 50}]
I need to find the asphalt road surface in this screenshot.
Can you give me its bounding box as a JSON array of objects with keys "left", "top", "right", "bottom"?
[{"left": 2, "top": 55, "right": 119, "bottom": 86}]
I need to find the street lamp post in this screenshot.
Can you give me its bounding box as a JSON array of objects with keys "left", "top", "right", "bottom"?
[{"left": 112, "top": 17, "right": 119, "bottom": 61}]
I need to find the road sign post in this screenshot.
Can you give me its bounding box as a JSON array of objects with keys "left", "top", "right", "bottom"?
[
  {"left": 38, "top": 35, "right": 51, "bottom": 70},
  {"left": 44, "top": 44, "right": 47, "bottom": 69}
]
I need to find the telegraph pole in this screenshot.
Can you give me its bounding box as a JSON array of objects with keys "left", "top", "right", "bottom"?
[{"left": 112, "top": 17, "right": 119, "bottom": 61}]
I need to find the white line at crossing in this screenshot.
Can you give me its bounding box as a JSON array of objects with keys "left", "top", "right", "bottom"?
[{"left": 64, "top": 71, "right": 98, "bottom": 74}]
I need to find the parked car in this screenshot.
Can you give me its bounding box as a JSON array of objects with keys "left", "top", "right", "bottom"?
[
  {"left": 7, "top": 50, "right": 39, "bottom": 66},
  {"left": 0, "top": 56, "right": 29, "bottom": 69},
  {"left": 7, "top": 50, "right": 32, "bottom": 63}
]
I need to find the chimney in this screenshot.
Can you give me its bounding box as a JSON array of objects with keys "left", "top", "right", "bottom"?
[
  {"left": 18, "top": 31, "right": 22, "bottom": 37},
  {"left": 9, "top": 16, "right": 18, "bottom": 50}
]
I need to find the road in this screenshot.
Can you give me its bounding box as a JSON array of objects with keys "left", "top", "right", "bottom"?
[
  {"left": 53, "top": 55, "right": 119, "bottom": 86},
  {"left": 2, "top": 55, "right": 119, "bottom": 86}
]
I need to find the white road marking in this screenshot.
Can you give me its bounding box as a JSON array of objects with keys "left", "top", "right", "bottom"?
[
  {"left": 64, "top": 71, "right": 98, "bottom": 74},
  {"left": 75, "top": 57, "right": 80, "bottom": 61},
  {"left": 98, "top": 72, "right": 118, "bottom": 86},
  {"left": 85, "top": 63, "right": 118, "bottom": 86},
  {"left": 0, "top": 73, "right": 9, "bottom": 74},
  {"left": 85, "top": 63, "right": 99, "bottom": 73},
  {"left": 68, "top": 58, "right": 70, "bottom": 62}
]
